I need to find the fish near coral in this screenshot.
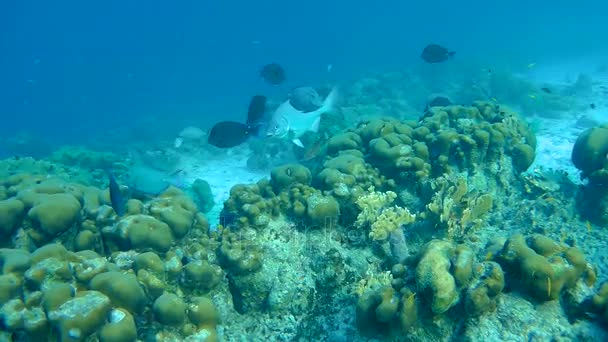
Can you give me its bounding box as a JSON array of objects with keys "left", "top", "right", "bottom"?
[
  {"left": 207, "top": 95, "right": 268, "bottom": 148},
  {"left": 108, "top": 172, "right": 125, "bottom": 216},
  {"left": 266, "top": 87, "right": 338, "bottom": 147}
]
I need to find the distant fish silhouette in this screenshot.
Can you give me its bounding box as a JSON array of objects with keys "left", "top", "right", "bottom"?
[
  {"left": 260, "top": 63, "right": 286, "bottom": 85},
  {"left": 421, "top": 44, "right": 455, "bottom": 63},
  {"left": 246, "top": 95, "right": 267, "bottom": 126},
  {"left": 540, "top": 87, "right": 552, "bottom": 94},
  {"left": 108, "top": 172, "right": 125, "bottom": 216}
]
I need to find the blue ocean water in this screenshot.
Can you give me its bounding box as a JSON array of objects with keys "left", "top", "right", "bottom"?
[
  {"left": 3, "top": 2, "right": 608, "bottom": 341},
  {"left": 1, "top": 0, "right": 607, "bottom": 149}
]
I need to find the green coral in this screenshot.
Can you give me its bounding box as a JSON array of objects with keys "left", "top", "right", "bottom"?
[
  {"left": 222, "top": 180, "right": 279, "bottom": 228},
  {"left": 270, "top": 163, "right": 312, "bottom": 192},
  {"left": 187, "top": 296, "right": 219, "bottom": 339},
  {"left": 153, "top": 292, "right": 187, "bottom": 326},
  {"left": 494, "top": 233, "right": 594, "bottom": 301},
  {"left": 181, "top": 260, "right": 223, "bottom": 291},
  {"left": 464, "top": 261, "right": 505, "bottom": 316},
  {"left": 355, "top": 272, "right": 419, "bottom": 335},
  {"left": 113, "top": 215, "right": 174, "bottom": 253},
  {"left": 47, "top": 290, "right": 112, "bottom": 342},
  {"left": 424, "top": 174, "right": 493, "bottom": 239},
  {"left": 89, "top": 271, "right": 147, "bottom": 314},
  {"left": 98, "top": 308, "right": 137, "bottom": 342},
  {"left": 415, "top": 240, "right": 460, "bottom": 314},
  {"left": 355, "top": 188, "right": 415, "bottom": 241},
  {"left": 326, "top": 102, "right": 535, "bottom": 184},
  {"left": 217, "top": 229, "right": 262, "bottom": 275},
  {"left": 149, "top": 188, "right": 198, "bottom": 238},
  {"left": 306, "top": 193, "right": 340, "bottom": 227},
  {"left": 0, "top": 198, "right": 25, "bottom": 238},
  {"left": 572, "top": 125, "right": 608, "bottom": 224},
  {"left": 572, "top": 124, "right": 608, "bottom": 179},
  {"left": 191, "top": 179, "right": 215, "bottom": 213}
]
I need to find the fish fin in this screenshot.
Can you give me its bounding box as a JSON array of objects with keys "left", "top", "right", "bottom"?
[
  {"left": 292, "top": 139, "right": 305, "bottom": 148},
  {"left": 448, "top": 51, "right": 456, "bottom": 58},
  {"left": 319, "top": 86, "right": 339, "bottom": 114},
  {"left": 311, "top": 116, "right": 321, "bottom": 133}
]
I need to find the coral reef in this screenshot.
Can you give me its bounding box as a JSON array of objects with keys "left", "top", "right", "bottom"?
[
  {"left": 494, "top": 233, "right": 594, "bottom": 301},
  {"left": 2, "top": 87, "right": 608, "bottom": 341},
  {"left": 572, "top": 124, "right": 608, "bottom": 224}
]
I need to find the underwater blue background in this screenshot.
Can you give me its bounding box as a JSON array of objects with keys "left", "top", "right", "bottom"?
[{"left": 1, "top": 0, "right": 607, "bottom": 146}]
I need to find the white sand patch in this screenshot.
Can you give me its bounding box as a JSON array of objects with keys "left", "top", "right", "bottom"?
[
  {"left": 528, "top": 117, "right": 582, "bottom": 182},
  {"left": 524, "top": 59, "right": 608, "bottom": 182},
  {"left": 175, "top": 146, "right": 270, "bottom": 226}
]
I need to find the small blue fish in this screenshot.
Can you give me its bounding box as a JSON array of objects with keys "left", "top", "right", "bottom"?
[{"left": 109, "top": 172, "right": 125, "bottom": 216}]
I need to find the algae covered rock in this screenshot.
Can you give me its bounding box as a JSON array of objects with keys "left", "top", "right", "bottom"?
[
  {"left": 217, "top": 231, "right": 262, "bottom": 275},
  {"left": 306, "top": 193, "right": 340, "bottom": 227},
  {"left": 572, "top": 124, "right": 608, "bottom": 178},
  {"left": 90, "top": 271, "right": 147, "bottom": 314},
  {"left": 149, "top": 188, "right": 198, "bottom": 238},
  {"left": 222, "top": 180, "right": 279, "bottom": 228},
  {"left": 99, "top": 308, "right": 137, "bottom": 342},
  {"left": 0, "top": 273, "right": 23, "bottom": 305},
  {"left": 133, "top": 251, "right": 165, "bottom": 275},
  {"left": 26, "top": 193, "right": 82, "bottom": 241},
  {"left": 415, "top": 240, "right": 459, "bottom": 314},
  {"left": 153, "top": 292, "right": 187, "bottom": 326},
  {"left": 188, "top": 296, "right": 218, "bottom": 329},
  {"left": 464, "top": 261, "right": 505, "bottom": 316},
  {"left": 181, "top": 260, "right": 223, "bottom": 291},
  {"left": 326, "top": 132, "right": 363, "bottom": 154},
  {"left": 495, "top": 233, "right": 593, "bottom": 301},
  {"left": 113, "top": 215, "right": 174, "bottom": 253},
  {"left": 0, "top": 198, "right": 25, "bottom": 237},
  {"left": 191, "top": 178, "right": 215, "bottom": 213},
  {"left": 355, "top": 272, "right": 419, "bottom": 335},
  {"left": 270, "top": 163, "right": 312, "bottom": 192},
  {"left": 42, "top": 283, "right": 74, "bottom": 312},
  {"left": 47, "top": 290, "right": 111, "bottom": 342},
  {"left": 0, "top": 248, "right": 31, "bottom": 274},
  {"left": 73, "top": 230, "right": 97, "bottom": 251}
]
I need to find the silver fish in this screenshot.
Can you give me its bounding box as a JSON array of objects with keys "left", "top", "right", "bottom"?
[{"left": 266, "top": 87, "right": 338, "bottom": 147}]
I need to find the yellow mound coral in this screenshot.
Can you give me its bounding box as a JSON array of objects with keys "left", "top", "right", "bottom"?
[{"left": 355, "top": 187, "right": 415, "bottom": 241}]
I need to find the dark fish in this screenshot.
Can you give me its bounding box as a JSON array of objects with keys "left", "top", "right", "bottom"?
[
  {"left": 208, "top": 95, "right": 269, "bottom": 148},
  {"left": 289, "top": 87, "right": 323, "bottom": 112},
  {"left": 425, "top": 94, "right": 452, "bottom": 110},
  {"left": 421, "top": 44, "right": 455, "bottom": 63},
  {"left": 575, "top": 115, "right": 600, "bottom": 129},
  {"left": 108, "top": 172, "right": 125, "bottom": 216},
  {"left": 208, "top": 121, "right": 253, "bottom": 148},
  {"left": 260, "top": 63, "right": 286, "bottom": 85},
  {"left": 300, "top": 135, "right": 327, "bottom": 161},
  {"left": 540, "top": 87, "right": 552, "bottom": 94},
  {"left": 219, "top": 210, "right": 238, "bottom": 227},
  {"left": 128, "top": 165, "right": 184, "bottom": 196},
  {"left": 247, "top": 95, "right": 267, "bottom": 126},
  {"left": 590, "top": 103, "right": 596, "bottom": 109}
]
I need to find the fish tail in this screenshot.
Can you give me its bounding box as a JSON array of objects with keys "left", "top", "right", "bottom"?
[
  {"left": 108, "top": 172, "right": 126, "bottom": 217},
  {"left": 320, "top": 87, "right": 339, "bottom": 114}
]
